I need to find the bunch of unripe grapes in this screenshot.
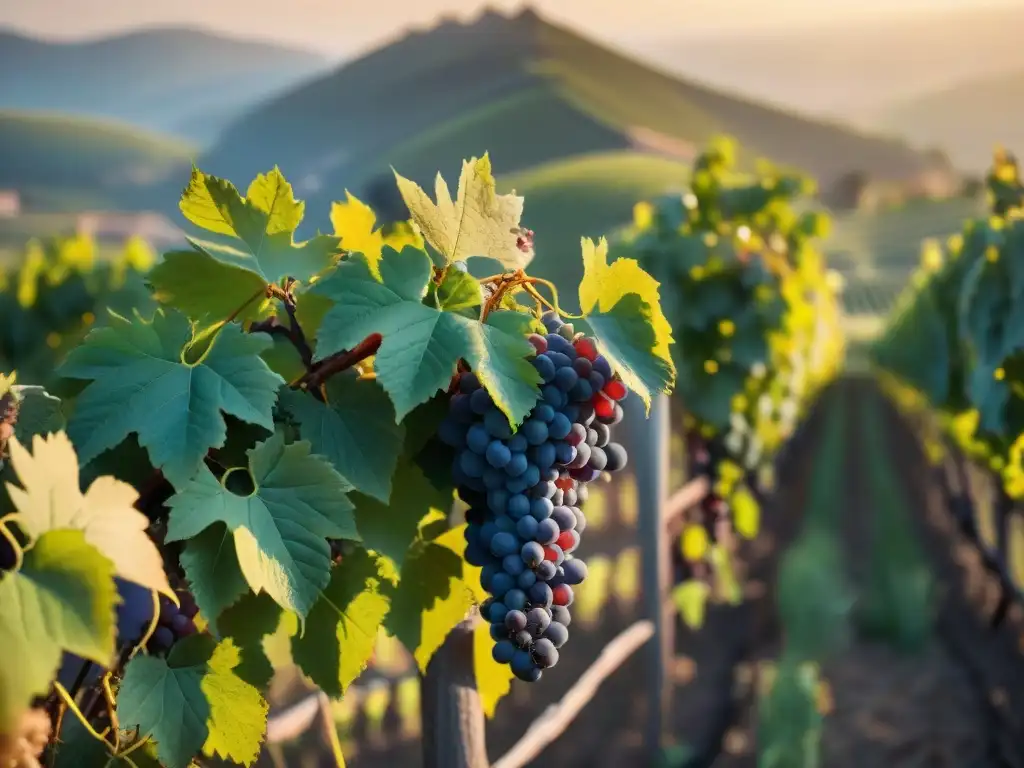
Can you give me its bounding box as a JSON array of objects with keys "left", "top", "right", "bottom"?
[
  {"left": 440, "top": 311, "right": 629, "bottom": 682},
  {"left": 147, "top": 589, "right": 200, "bottom": 654}
]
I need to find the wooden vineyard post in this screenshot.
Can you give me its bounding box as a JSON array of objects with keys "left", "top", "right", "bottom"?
[
  {"left": 421, "top": 503, "right": 489, "bottom": 768},
  {"left": 627, "top": 392, "right": 673, "bottom": 758},
  {"left": 421, "top": 614, "right": 489, "bottom": 768}
]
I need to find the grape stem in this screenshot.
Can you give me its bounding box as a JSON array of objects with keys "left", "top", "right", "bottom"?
[
  {"left": 297, "top": 333, "right": 383, "bottom": 395},
  {"left": 477, "top": 270, "right": 582, "bottom": 322},
  {"left": 0, "top": 515, "right": 24, "bottom": 572},
  {"left": 249, "top": 278, "right": 315, "bottom": 370},
  {"left": 53, "top": 682, "right": 109, "bottom": 744}
]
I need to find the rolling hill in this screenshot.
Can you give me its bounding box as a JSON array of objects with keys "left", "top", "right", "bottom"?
[
  {"left": 198, "top": 7, "right": 947, "bottom": 228},
  {"left": 0, "top": 27, "right": 328, "bottom": 144},
  {"left": 0, "top": 111, "right": 196, "bottom": 210},
  {"left": 873, "top": 71, "right": 1024, "bottom": 172}
]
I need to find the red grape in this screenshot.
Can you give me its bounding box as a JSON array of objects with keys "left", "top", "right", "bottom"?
[
  {"left": 603, "top": 379, "right": 627, "bottom": 401},
  {"left": 552, "top": 584, "right": 574, "bottom": 606},
  {"left": 573, "top": 337, "right": 597, "bottom": 361},
  {"left": 593, "top": 395, "right": 615, "bottom": 419}
]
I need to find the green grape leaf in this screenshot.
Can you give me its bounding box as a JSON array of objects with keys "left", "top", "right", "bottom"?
[
  {"left": 0, "top": 530, "right": 118, "bottom": 732},
  {"left": 178, "top": 523, "right": 249, "bottom": 632},
  {"left": 165, "top": 432, "right": 358, "bottom": 621},
  {"left": 958, "top": 254, "right": 1024, "bottom": 431},
  {"left": 431, "top": 267, "right": 483, "bottom": 317},
  {"left": 59, "top": 309, "right": 284, "bottom": 489},
  {"left": 116, "top": 634, "right": 268, "bottom": 768},
  {"left": 217, "top": 591, "right": 285, "bottom": 690},
  {"left": 10, "top": 384, "right": 64, "bottom": 440},
  {"left": 312, "top": 247, "right": 541, "bottom": 425},
  {"left": 148, "top": 250, "right": 273, "bottom": 324},
  {"left": 291, "top": 547, "right": 392, "bottom": 697},
  {"left": 385, "top": 526, "right": 476, "bottom": 673},
  {"left": 353, "top": 460, "right": 450, "bottom": 570},
  {"left": 279, "top": 375, "right": 405, "bottom": 503},
  {"left": 394, "top": 154, "right": 533, "bottom": 269},
  {"left": 578, "top": 237, "right": 676, "bottom": 412},
  {"left": 179, "top": 166, "right": 341, "bottom": 286},
  {"left": 6, "top": 432, "right": 173, "bottom": 598},
  {"left": 675, "top": 361, "right": 746, "bottom": 429}
]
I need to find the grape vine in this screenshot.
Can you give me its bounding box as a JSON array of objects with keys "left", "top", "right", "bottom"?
[
  {"left": 872, "top": 146, "right": 1024, "bottom": 594},
  {"left": 0, "top": 234, "right": 154, "bottom": 387},
  {"left": 614, "top": 137, "right": 845, "bottom": 622},
  {"left": 0, "top": 154, "right": 675, "bottom": 766}
]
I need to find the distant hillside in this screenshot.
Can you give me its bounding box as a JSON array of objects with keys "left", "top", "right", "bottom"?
[
  {"left": 199, "top": 7, "right": 945, "bottom": 226},
  {"left": 0, "top": 111, "right": 195, "bottom": 210},
  {"left": 0, "top": 27, "right": 328, "bottom": 144},
  {"left": 873, "top": 71, "right": 1024, "bottom": 172},
  {"left": 646, "top": 5, "right": 1024, "bottom": 121}
]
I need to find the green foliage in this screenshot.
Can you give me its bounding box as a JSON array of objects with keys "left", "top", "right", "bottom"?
[
  {"left": 0, "top": 155, "right": 674, "bottom": 767},
  {"left": 872, "top": 147, "right": 1024, "bottom": 500},
  {"left": 0, "top": 233, "right": 154, "bottom": 385},
  {"left": 615, "top": 136, "right": 845, "bottom": 612}
]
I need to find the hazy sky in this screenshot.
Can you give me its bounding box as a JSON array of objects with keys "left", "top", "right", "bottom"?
[{"left": 3, "top": 0, "right": 1023, "bottom": 55}]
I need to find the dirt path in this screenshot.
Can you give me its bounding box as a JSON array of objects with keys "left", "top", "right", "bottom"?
[{"left": 711, "top": 378, "right": 1024, "bottom": 768}]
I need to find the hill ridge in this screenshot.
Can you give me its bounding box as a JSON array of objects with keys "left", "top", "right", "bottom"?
[
  {"left": 201, "top": 4, "right": 948, "bottom": 215},
  {"left": 0, "top": 26, "right": 329, "bottom": 144}
]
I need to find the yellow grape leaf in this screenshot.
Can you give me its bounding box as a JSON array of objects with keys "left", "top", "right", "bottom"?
[
  {"left": 672, "top": 581, "right": 710, "bottom": 629},
  {"left": 681, "top": 524, "right": 709, "bottom": 562},
  {"left": 732, "top": 486, "right": 760, "bottom": 539},
  {"left": 578, "top": 237, "right": 676, "bottom": 411},
  {"left": 393, "top": 154, "right": 533, "bottom": 269},
  {"left": 330, "top": 192, "right": 424, "bottom": 279},
  {"left": 473, "top": 617, "right": 514, "bottom": 718},
  {"left": 5, "top": 432, "right": 174, "bottom": 599}
]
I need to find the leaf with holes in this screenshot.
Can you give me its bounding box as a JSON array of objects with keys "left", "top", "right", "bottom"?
[
  {"left": 165, "top": 432, "right": 358, "bottom": 620},
  {"left": 59, "top": 309, "right": 283, "bottom": 488}
]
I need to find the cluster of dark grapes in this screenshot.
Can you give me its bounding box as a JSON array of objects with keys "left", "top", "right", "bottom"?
[
  {"left": 673, "top": 435, "right": 735, "bottom": 583},
  {"left": 439, "top": 311, "right": 629, "bottom": 682},
  {"left": 147, "top": 589, "right": 200, "bottom": 654}
]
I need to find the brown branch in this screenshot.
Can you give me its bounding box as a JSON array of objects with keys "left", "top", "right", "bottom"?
[
  {"left": 298, "top": 333, "right": 382, "bottom": 392},
  {"left": 248, "top": 280, "right": 314, "bottom": 370}
]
